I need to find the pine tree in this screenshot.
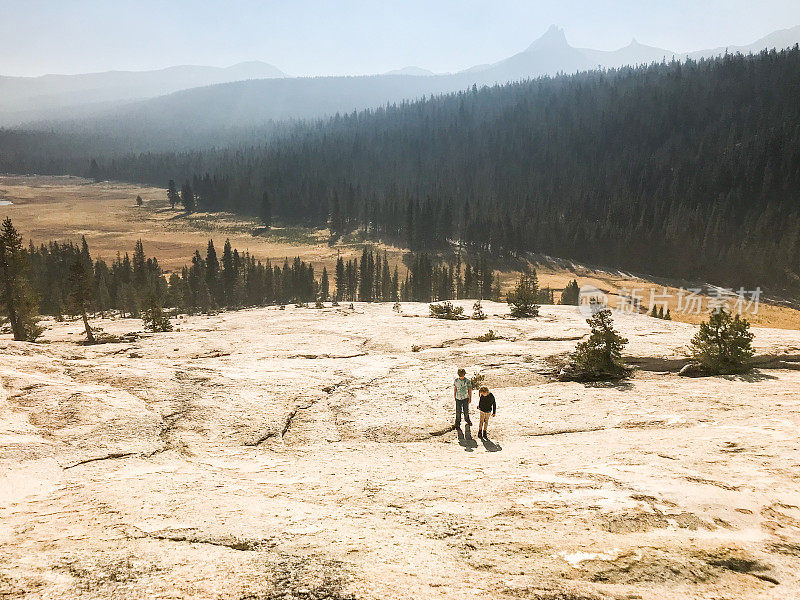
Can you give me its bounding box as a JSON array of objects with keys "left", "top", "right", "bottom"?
[
  {"left": 471, "top": 300, "right": 486, "bottom": 320},
  {"left": 132, "top": 240, "right": 147, "bottom": 288},
  {"left": 205, "top": 240, "right": 219, "bottom": 305},
  {"left": 569, "top": 309, "right": 629, "bottom": 380},
  {"left": 560, "top": 280, "right": 580, "bottom": 305},
  {"left": 88, "top": 159, "right": 100, "bottom": 182},
  {"left": 539, "top": 286, "right": 554, "bottom": 304},
  {"left": 167, "top": 179, "right": 178, "bottom": 209},
  {"left": 334, "top": 255, "right": 345, "bottom": 301},
  {"left": 320, "top": 267, "right": 329, "bottom": 301},
  {"left": 0, "top": 218, "right": 42, "bottom": 341},
  {"left": 67, "top": 254, "right": 95, "bottom": 343},
  {"left": 359, "top": 247, "right": 373, "bottom": 301},
  {"left": 136, "top": 194, "right": 143, "bottom": 206},
  {"left": 142, "top": 291, "right": 172, "bottom": 332},
  {"left": 455, "top": 254, "right": 463, "bottom": 299},
  {"left": 689, "top": 308, "right": 754, "bottom": 374},
  {"left": 180, "top": 182, "right": 196, "bottom": 213},
  {"left": 391, "top": 266, "right": 399, "bottom": 301},
  {"left": 221, "top": 239, "right": 236, "bottom": 306},
  {"left": 260, "top": 191, "right": 272, "bottom": 229},
  {"left": 96, "top": 277, "right": 111, "bottom": 317},
  {"left": 507, "top": 269, "right": 540, "bottom": 318}
]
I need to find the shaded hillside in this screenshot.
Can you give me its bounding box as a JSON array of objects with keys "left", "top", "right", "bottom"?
[{"left": 88, "top": 48, "right": 800, "bottom": 293}]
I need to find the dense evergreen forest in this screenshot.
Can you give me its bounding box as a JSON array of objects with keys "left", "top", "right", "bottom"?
[{"left": 3, "top": 47, "right": 799, "bottom": 292}]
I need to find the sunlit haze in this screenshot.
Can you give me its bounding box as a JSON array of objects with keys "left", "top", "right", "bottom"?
[{"left": 1, "top": 0, "right": 798, "bottom": 76}]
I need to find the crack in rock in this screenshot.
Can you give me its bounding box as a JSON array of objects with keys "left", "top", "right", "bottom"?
[
  {"left": 142, "top": 528, "right": 269, "bottom": 551},
  {"left": 281, "top": 400, "right": 317, "bottom": 438},
  {"left": 64, "top": 452, "right": 138, "bottom": 469},
  {"left": 245, "top": 430, "right": 279, "bottom": 447},
  {"left": 287, "top": 353, "right": 366, "bottom": 360},
  {"left": 524, "top": 426, "right": 608, "bottom": 437}
]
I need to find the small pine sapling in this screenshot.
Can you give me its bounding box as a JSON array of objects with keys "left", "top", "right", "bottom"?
[{"left": 471, "top": 300, "right": 486, "bottom": 320}]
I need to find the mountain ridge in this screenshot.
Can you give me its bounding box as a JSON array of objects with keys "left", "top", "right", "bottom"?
[
  {"left": 0, "top": 61, "right": 288, "bottom": 120},
  {"left": 3, "top": 25, "right": 799, "bottom": 137}
]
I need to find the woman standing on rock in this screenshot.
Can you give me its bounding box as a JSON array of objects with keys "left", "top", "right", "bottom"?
[{"left": 477, "top": 386, "right": 496, "bottom": 438}]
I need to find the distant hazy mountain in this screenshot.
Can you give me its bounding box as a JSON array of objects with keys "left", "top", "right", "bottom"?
[
  {"left": 0, "top": 61, "right": 287, "bottom": 123},
  {"left": 686, "top": 24, "right": 800, "bottom": 60},
  {"left": 581, "top": 38, "right": 675, "bottom": 69},
  {"left": 384, "top": 66, "right": 436, "bottom": 76},
  {"left": 465, "top": 25, "right": 594, "bottom": 82},
  {"left": 6, "top": 24, "right": 799, "bottom": 143}
]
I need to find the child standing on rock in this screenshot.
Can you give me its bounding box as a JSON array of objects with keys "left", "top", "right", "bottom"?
[{"left": 477, "top": 386, "right": 496, "bottom": 438}]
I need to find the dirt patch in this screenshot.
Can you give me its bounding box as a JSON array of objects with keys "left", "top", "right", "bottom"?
[
  {"left": 240, "top": 556, "right": 356, "bottom": 600},
  {"left": 602, "top": 511, "right": 714, "bottom": 533},
  {"left": 581, "top": 551, "right": 717, "bottom": 585},
  {"left": 53, "top": 553, "right": 163, "bottom": 593}
]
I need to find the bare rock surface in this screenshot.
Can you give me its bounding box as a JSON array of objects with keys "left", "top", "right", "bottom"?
[{"left": 1, "top": 302, "right": 799, "bottom": 599}]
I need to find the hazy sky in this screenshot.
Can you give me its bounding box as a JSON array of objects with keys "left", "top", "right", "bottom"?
[{"left": 1, "top": 0, "right": 798, "bottom": 77}]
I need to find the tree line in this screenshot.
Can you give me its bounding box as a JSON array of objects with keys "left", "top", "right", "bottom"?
[
  {"left": 2, "top": 218, "right": 527, "bottom": 341},
  {"left": 26, "top": 235, "right": 327, "bottom": 318}
]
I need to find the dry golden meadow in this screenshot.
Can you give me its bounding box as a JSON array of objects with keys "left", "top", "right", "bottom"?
[{"left": 1, "top": 174, "right": 797, "bottom": 329}]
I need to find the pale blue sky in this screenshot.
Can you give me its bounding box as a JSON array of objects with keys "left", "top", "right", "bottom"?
[{"left": 1, "top": 0, "right": 798, "bottom": 76}]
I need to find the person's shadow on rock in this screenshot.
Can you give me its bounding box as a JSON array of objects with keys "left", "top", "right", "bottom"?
[
  {"left": 456, "top": 425, "right": 478, "bottom": 452},
  {"left": 481, "top": 436, "right": 502, "bottom": 452}
]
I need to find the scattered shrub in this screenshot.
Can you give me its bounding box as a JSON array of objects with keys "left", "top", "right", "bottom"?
[
  {"left": 471, "top": 300, "right": 486, "bottom": 320},
  {"left": 393, "top": 301, "right": 402, "bottom": 312},
  {"left": 470, "top": 373, "right": 485, "bottom": 390},
  {"left": 411, "top": 344, "right": 422, "bottom": 352},
  {"left": 688, "top": 308, "right": 754, "bottom": 375},
  {"left": 476, "top": 329, "right": 498, "bottom": 342},
  {"left": 142, "top": 296, "right": 173, "bottom": 333},
  {"left": 561, "top": 308, "right": 629, "bottom": 381},
  {"left": 429, "top": 301, "right": 465, "bottom": 320}
]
